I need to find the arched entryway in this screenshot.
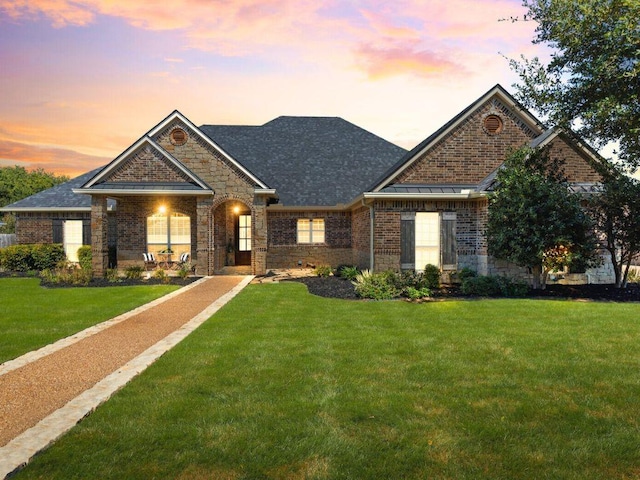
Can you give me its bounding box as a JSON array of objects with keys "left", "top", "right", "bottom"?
[{"left": 211, "top": 199, "right": 252, "bottom": 273}]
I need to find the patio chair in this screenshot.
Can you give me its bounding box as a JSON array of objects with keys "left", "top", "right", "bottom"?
[
  {"left": 174, "top": 252, "right": 190, "bottom": 269},
  {"left": 143, "top": 252, "right": 157, "bottom": 270}
]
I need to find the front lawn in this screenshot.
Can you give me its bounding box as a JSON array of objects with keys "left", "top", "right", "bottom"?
[
  {"left": 0, "top": 278, "right": 179, "bottom": 364},
  {"left": 14, "top": 283, "right": 640, "bottom": 479}
]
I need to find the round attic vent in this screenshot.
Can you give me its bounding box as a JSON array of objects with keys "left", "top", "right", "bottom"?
[
  {"left": 483, "top": 114, "right": 503, "bottom": 135},
  {"left": 170, "top": 128, "right": 188, "bottom": 146}
]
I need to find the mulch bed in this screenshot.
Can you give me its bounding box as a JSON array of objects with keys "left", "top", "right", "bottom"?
[{"left": 290, "top": 276, "right": 640, "bottom": 302}]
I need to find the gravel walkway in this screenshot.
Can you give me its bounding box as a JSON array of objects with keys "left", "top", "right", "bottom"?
[{"left": 0, "top": 276, "right": 247, "bottom": 450}]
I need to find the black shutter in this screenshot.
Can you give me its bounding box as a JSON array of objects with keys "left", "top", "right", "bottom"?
[
  {"left": 52, "top": 219, "right": 63, "bottom": 244},
  {"left": 400, "top": 213, "right": 415, "bottom": 270},
  {"left": 441, "top": 212, "right": 457, "bottom": 269},
  {"left": 82, "top": 219, "right": 91, "bottom": 246}
]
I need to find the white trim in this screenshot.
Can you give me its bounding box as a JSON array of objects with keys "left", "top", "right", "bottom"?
[
  {"left": 72, "top": 188, "right": 214, "bottom": 196},
  {"left": 0, "top": 207, "right": 91, "bottom": 212},
  {"left": 147, "top": 111, "right": 269, "bottom": 189},
  {"left": 363, "top": 192, "right": 484, "bottom": 200},
  {"left": 373, "top": 86, "right": 544, "bottom": 192}
]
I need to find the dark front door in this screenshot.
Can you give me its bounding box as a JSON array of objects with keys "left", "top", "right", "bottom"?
[{"left": 235, "top": 214, "right": 251, "bottom": 265}]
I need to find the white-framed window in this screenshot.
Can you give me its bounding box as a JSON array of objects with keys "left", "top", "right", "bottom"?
[
  {"left": 297, "top": 218, "right": 325, "bottom": 244},
  {"left": 146, "top": 212, "right": 191, "bottom": 256},
  {"left": 63, "top": 220, "right": 83, "bottom": 262}
]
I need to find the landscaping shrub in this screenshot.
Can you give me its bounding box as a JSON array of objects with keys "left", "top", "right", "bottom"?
[
  {"left": 124, "top": 265, "right": 145, "bottom": 279},
  {"left": 105, "top": 268, "right": 121, "bottom": 283},
  {"left": 404, "top": 286, "right": 432, "bottom": 300},
  {"left": 0, "top": 244, "right": 65, "bottom": 272},
  {"left": 314, "top": 265, "right": 333, "bottom": 277},
  {"left": 353, "top": 270, "right": 399, "bottom": 300},
  {"left": 77, "top": 245, "right": 92, "bottom": 271},
  {"left": 461, "top": 275, "right": 529, "bottom": 297},
  {"left": 153, "top": 268, "right": 171, "bottom": 284},
  {"left": 336, "top": 265, "right": 360, "bottom": 280},
  {"left": 40, "top": 263, "right": 92, "bottom": 286},
  {"left": 423, "top": 264, "right": 441, "bottom": 289}
]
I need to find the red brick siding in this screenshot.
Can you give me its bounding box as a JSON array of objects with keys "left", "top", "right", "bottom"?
[
  {"left": 266, "top": 211, "right": 353, "bottom": 268},
  {"left": 115, "top": 196, "right": 197, "bottom": 262},
  {"left": 372, "top": 199, "right": 484, "bottom": 271},
  {"left": 546, "top": 137, "right": 602, "bottom": 183},
  {"left": 107, "top": 147, "right": 190, "bottom": 183},
  {"left": 394, "top": 99, "right": 538, "bottom": 185}
]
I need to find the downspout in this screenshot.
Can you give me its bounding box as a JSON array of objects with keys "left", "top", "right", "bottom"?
[{"left": 362, "top": 199, "right": 374, "bottom": 272}]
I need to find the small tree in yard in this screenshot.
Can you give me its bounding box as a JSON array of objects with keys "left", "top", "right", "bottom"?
[
  {"left": 486, "top": 147, "right": 598, "bottom": 289},
  {"left": 589, "top": 167, "right": 640, "bottom": 288}
]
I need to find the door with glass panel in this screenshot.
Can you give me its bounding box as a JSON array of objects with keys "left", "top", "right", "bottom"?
[{"left": 235, "top": 214, "right": 251, "bottom": 265}]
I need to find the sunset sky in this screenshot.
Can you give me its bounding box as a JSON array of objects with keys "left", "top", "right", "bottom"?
[{"left": 0, "top": 0, "right": 547, "bottom": 177}]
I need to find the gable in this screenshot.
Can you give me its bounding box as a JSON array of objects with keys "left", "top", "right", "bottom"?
[
  {"left": 372, "top": 85, "right": 545, "bottom": 190},
  {"left": 152, "top": 119, "right": 264, "bottom": 197}
]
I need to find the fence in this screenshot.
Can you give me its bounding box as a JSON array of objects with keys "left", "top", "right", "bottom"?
[{"left": 0, "top": 234, "right": 16, "bottom": 248}]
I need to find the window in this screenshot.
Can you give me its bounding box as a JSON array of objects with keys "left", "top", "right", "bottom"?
[
  {"left": 147, "top": 212, "right": 191, "bottom": 256},
  {"left": 63, "top": 220, "right": 83, "bottom": 262},
  {"left": 400, "top": 212, "right": 457, "bottom": 271},
  {"left": 297, "top": 218, "right": 325, "bottom": 244}
]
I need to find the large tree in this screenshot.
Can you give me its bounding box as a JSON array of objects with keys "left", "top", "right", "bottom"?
[
  {"left": 510, "top": 0, "right": 640, "bottom": 170},
  {"left": 0, "top": 166, "right": 69, "bottom": 233},
  {"left": 486, "top": 147, "right": 598, "bottom": 289},
  {"left": 588, "top": 165, "right": 640, "bottom": 288}
]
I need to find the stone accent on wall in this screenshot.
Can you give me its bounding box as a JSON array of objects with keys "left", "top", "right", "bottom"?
[
  {"left": 91, "top": 196, "right": 109, "bottom": 276},
  {"left": 393, "top": 98, "right": 538, "bottom": 185}
]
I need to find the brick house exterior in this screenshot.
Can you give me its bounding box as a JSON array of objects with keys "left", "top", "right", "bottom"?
[{"left": 2, "top": 85, "right": 613, "bottom": 283}]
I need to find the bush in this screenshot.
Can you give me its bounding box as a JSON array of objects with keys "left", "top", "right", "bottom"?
[
  {"left": 105, "top": 268, "right": 121, "bottom": 283},
  {"left": 124, "top": 265, "right": 144, "bottom": 279},
  {"left": 461, "top": 275, "right": 529, "bottom": 297},
  {"left": 404, "top": 286, "right": 432, "bottom": 300},
  {"left": 77, "top": 245, "right": 92, "bottom": 271},
  {"left": 353, "top": 270, "right": 399, "bottom": 300},
  {"left": 314, "top": 265, "right": 333, "bottom": 277},
  {"left": 40, "top": 263, "right": 92, "bottom": 286},
  {"left": 336, "top": 265, "right": 360, "bottom": 280},
  {"left": 423, "top": 264, "right": 441, "bottom": 289},
  {"left": 0, "top": 243, "right": 65, "bottom": 272},
  {"left": 153, "top": 268, "right": 171, "bottom": 284},
  {"left": 457, "top": 267, "right": 477, "bottom": 282}
]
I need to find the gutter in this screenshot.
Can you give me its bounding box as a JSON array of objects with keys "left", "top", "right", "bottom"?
[{"left": 362, "top": 198, "right": 375, "bottom": 272}]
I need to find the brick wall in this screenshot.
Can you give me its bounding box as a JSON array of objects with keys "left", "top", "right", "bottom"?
[
  {"left": 15, "top": 212, "right": 91, "bottom": 244},
  {"left": 394, "top": 98, "right": 538, "bottom": 185},
  {"left": 372, "top": 199, "right": 483, "bottom": 272},
  {"left": 115, "top": 196, "right": 197, "bottom": 262},
  {"left": 266, "top": 210, "right": 353, "bottom": 268}
]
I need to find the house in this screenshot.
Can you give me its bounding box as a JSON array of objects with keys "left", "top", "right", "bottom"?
[{"left": 0, "top": 84, "right": 614, "bottom": 283}]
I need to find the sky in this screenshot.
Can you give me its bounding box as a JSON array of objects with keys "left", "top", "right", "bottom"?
[{"left": 0, "top": 0, "right": 547, "bottom": 177}]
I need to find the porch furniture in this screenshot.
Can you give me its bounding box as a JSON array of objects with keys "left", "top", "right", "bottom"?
[
  {"left": 174, "top": 252, "right": 190, "bottom": 269},
  {"left": 142, "top": 252, "right": 157, "bottom": 270}
]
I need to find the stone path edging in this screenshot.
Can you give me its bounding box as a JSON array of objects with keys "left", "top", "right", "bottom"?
[
  {"left": 0, "top": 275, "right": 253, "bottom": 479},
  {"left": 0, "top": 276, "right": 211, "bottom": 378}
]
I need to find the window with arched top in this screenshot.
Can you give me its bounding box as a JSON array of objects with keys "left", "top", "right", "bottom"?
[{"left": 147, "top": 212, "right": 191, "bottom": 256}]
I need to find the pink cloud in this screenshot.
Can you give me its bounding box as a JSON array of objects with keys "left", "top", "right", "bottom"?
[
  {"left": 356, "top": 40, "right": 465, "bottom": 79},
  {"left": 0, "top": 140, "right": 110, "bottom": 176}
]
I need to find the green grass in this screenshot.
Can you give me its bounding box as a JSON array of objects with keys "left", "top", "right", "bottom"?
[
  {"left": 0, "top": 278, "right": 179, "bottom": 363},
  {"left": 14, "top": 283, "right": 640, "bottom": 479}
]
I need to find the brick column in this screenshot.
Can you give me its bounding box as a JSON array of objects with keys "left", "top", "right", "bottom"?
[
  {"left": 252, "top": 198, "right": 267, "bottom": 275},
  {"left": 196, "top": 197, "right": 213, "bottom": 275},
  {"left": 91, "top": 195, "right": 109, "bottom": 277}
]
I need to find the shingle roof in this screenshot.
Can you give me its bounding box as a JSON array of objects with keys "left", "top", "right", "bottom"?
[
  {"left": 1, "top": 168, "right": 105, "bottom": 211},
  {"left": 200, "top": 116, "right": 406, "bottom": 206}
]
